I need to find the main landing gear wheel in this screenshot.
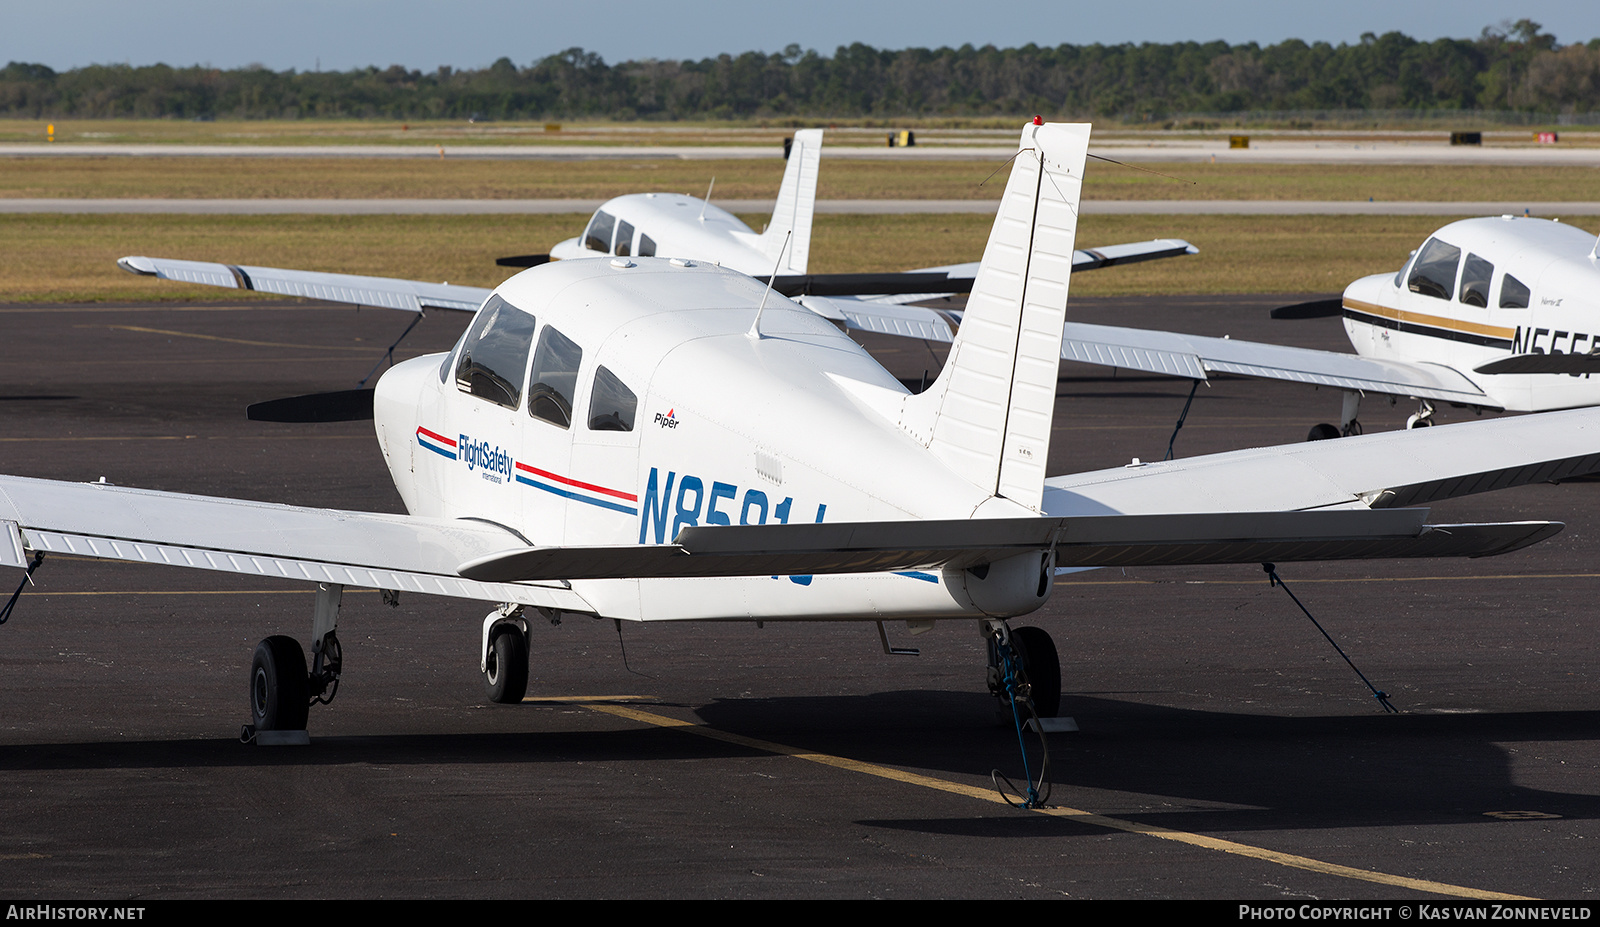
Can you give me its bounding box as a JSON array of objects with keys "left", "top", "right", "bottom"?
[
  {"left": 484, "top": 626, "right": 529, "bottom": 704},
  {"left": 250, "top": 635, "right": 310, "bottom": 731},
  {"left": 1306, "top": 423, "right": 1341, "bottom": 442},
  {"left": 1010, "top": 626, "right": 1062, "bottom": 719}
]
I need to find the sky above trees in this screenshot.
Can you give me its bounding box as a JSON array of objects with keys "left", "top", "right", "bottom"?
[{"left": 3, "top": 0, "right": 1597, "bottom": 73}]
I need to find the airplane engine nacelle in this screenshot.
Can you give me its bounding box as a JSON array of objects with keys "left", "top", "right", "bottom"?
[{"left": 943, "top": 549, "right": 1056, "bottom": 618}]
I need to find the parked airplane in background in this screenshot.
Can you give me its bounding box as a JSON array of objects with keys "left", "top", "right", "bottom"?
[
  {"left": 493, "top": 126, "right": 1197, "bottom": 302},
  {"left": 36, "top": 123, "right": 1600, "bottom": 747},
  {"left": 516, "top": 129, "right": 826, "bottom": 278},
  {"left": 1274, "top": 216, "right": 1600, "bottom": 434},
  {"left": 819, "top": 215, "right": 1600, "bottom": 440}
]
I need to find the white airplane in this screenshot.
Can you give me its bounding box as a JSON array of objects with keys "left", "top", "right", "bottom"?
[
  {"left": 493, "top": 126, "right": 1197, "bottom": 302},
  {"left": 15, "top": 122, "right": 1600, "bottom": 745},
  {"left": 821, "top": 215, "right": 1600, "bottom": 441},
  {"left": 1282, "top": 215, "right": 1600, "bottom": 435}
]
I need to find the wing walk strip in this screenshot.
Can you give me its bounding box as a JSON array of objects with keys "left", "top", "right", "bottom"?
[{"left": 584, "top": 701, "right": 1534, "bottom": 901}]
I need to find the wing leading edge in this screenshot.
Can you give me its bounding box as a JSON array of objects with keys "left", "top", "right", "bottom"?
[
  {"left": 117, "top": 256, "right": 492, "bottom": 313},
  {"left": 0, "top": 475, "right": 589, "bottom": 612}
]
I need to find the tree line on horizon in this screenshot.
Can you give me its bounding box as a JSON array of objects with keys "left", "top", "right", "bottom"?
[{"left": 2, "top": 21, "right": 1597, "bottom": 122}]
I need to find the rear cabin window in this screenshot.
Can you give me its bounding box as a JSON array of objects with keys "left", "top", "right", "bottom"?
[
  {"left": 615, "top": 220, "right": 634, "bottom": 257},
  {"left": 587, "top": 366, "right": 637, "bottom": 432},
  {"left": 583, "top": 211, "right": 615, "bottom": 252},
  {"left": 1458, "top": 253, "right": 1494, "bottom": 307},
  {"left": 1408, "top": 238, "right": 1461, "bottom": 301},
  {"left": 454, "top": 295, "right": 537, "bottom": 409},
  {"left": 1500, "top": 274, "right": 1531, "bottom": 309},
  {"left": 638, "top": 234, "right": 656, "bottom": 257},
  {"left": 527, "top": 326, "right": 584, "bottom": 429}
]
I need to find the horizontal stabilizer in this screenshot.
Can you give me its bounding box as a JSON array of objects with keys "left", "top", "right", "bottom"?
[
  {"left": 455, "top": 509, "right": 1559, "bottom": 582},
  {"left": 1475, "top": 352, "right": 1600, "bottom": 375}
]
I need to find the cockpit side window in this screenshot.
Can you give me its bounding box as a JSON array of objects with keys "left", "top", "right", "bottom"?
[
  {"left": 587, "top": 366, "right": 637, "bottom": 432},
  {"left": 527, "top": 325, "right": 583, "bottom": 429},
  {"left": 638, "top": 234, "right": 656, "bottom": 257},
  {"left": 454, "top": 295, "right": 537, "bottom": 409},
  {"left": 583, "top": 211, "right": 615, "bottom": 253},
  {"left": 615, "top": 220, "right": 634, "bottom": 257},
  {"left": 1500, "top": 274, "right": 1531, "bottom": 309},
  {"left": 1408, "top": 238, "right": 1461, "bottom": 301},
  {"left": 1458, "top": 253, "right": 1494, "bottom": 307}
]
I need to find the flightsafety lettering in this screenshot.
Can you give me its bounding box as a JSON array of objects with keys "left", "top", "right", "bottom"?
[
  {"left": 458, "top": 434, "right": 513, "bottom": 483},
  {"left": 638, "top": 467, "right": 823, "bottom": 544}
]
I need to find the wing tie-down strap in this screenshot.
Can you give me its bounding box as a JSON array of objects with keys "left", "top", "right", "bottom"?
[{"left": 1263, "top": 562, "right": 1398, "bottom": 713}]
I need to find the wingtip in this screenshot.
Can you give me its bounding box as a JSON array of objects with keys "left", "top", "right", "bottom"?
[{"left": 117, "top": 256, "right": 158, "bottom": 277}]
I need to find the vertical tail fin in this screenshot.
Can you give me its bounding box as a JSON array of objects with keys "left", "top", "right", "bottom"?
[
  {"left": 758, "top": 129, "right": 823, "bottom": 274},
  {"left": 898, "top": 122, "right": 1089, "bottom": 514}
]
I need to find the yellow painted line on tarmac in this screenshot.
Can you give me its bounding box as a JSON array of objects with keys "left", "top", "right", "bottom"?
[
  {"left": 520, "top": 695, "right": 650, "bottom": 703},
  {"left": 583, "top": 700, "right": 1535, "bottom": 901}
]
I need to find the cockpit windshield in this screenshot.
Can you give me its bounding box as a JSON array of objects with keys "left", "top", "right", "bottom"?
[
  {"left": 583, "top": 211, "right": 615, "bottom": 252},
  {"left": 1408, "top": 238, "right": 1461, "bottom": 301}
]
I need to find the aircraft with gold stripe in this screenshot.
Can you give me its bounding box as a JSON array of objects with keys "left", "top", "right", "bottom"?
[{"left": 807, "top": 215, "right": 1600, "bottom": 440}]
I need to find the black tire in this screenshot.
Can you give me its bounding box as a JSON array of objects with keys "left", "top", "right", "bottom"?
[
  {"left": 485, "top": 626, "right": 529, "bottom": 704},
  {"left": 1306, "top": 423, "right": 1341, "bottom": 441},
  {"left": 1011, "top": 626, "right": 1061, "bottom": 718},
  {"left": 251, "top": 636, "right": 309, "bottom": 731}
]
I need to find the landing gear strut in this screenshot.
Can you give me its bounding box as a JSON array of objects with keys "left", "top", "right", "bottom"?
[
  {"left": 985, "top": 622, "right": 1062, "bottom": 719},
  {"left": 242, "top": 582, "right": 346, "bottom": 744},
  {"left": 1308, "top": 390, "right": 1364, "bottom": 441}
]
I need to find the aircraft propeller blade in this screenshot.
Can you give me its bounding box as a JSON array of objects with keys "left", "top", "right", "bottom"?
[
  {"left": 1475, "top": 353, "right": 1600, "bottom": 375},
  {"left": 247, "top": 389, "right": 375, "bottom": 423},
  {"left": 1270, "top": 298, "right": 1344, "bottom": 319},
  {"left": 496, "top": 254, "right": 553, "bottom": 268}
]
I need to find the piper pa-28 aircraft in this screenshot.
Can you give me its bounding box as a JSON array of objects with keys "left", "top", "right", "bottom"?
[
  {"left": 15, "top": 122, "right": 1600, "bottom": 743},
  {"left": 492, "top": 127, "right": 1197, "bottom": 304},
  {"left": 1275, "top": 215, "right": 1600, "bottom": 435},
  {"left": 833, "top": 215, "right": 1600, "bottom": 441}
]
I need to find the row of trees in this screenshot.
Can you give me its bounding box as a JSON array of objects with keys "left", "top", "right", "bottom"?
[{"left": 2, "top": 22, "right": 1597, "bottom": 121}]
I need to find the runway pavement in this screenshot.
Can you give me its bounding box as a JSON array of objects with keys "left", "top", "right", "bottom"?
[
  {"left": 0, "top": 295, "right": 1596, "bottom": 899},
  {"left": 4, "top": 198, "right": 1599, "bottom": 216}
]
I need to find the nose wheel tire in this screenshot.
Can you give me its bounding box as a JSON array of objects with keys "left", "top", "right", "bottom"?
[
  {"left": 250, "top": 635, "right": 310, "bottom": 731},
  {"left": 485, "top": 627, "right": 529, "bottom": 704}
]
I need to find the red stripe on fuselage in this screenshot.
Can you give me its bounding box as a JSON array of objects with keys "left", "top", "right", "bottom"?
[
  {"left": 514, "top": 462, "right": 636, "bottom": 501},
  {"left": 416, "top": 426, "right": 457, "bottom": 447}
]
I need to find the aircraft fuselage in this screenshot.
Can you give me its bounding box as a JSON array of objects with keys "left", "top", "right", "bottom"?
[
  {"left": 373, "top": 256, "right": 1048, "bottom": 623},
  {"left": 1341, "top": 216, "right": 1600, "bottom": 413}
]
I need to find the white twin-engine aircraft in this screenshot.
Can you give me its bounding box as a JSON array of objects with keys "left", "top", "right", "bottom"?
[{"left": 14, "top": 122, "right": 1600, "bottom": 740}]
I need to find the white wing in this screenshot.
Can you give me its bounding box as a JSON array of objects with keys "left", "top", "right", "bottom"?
[
  {"left": 812, "top": 300, "right": 1491, "bottom": 407},
  {"left": 1043, "top": 405, "right": 1600, "bottom": 516},
  {"left": 118, "top": 256, "right": 492, "bottom": 313},
  {"left": 0, "top": 475, "right": 589, "bottom": 612}
]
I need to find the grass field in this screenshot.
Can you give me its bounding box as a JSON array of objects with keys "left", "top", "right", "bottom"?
[
  {"left": 7, "top": 212, "right": 1594, "bottom": 303},
  {"left": 1, "top": 157, "right": 1595, "bottom": 202}
]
